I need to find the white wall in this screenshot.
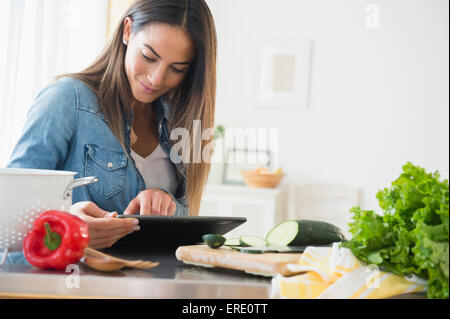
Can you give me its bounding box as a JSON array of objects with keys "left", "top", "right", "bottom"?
[
  {"left": 65, "top": 0, "right": 109, "bottom": 74},
  {"left": 0, "top": 0, "right": 109, "bottom": 166},
  {"left": 206, "top": 0, "right": 449, "bottom": 212}
]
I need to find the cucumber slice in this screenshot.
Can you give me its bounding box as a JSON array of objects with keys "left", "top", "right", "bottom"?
[
  {"left": 239, "top": 235, "right": 267, "bottom": 247},
  {"left": 202, "top": 234, "right": 226, "bottom": 249},
  {"left": 265, "top": 221, "right": 299, "bottom": 246},
  {"left": 224, "top": 237, "right": 241, "bottom": 246},
  {"left": 265, "top": 219, "right": 346, "bottom": 246}
]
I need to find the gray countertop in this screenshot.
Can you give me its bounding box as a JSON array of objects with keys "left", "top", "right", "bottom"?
[
  {"left": 0, "top": 246, "right": 428, "bottom": 299},
  {"left": 0, "top": 247, "right": 272, "bottom": 299}
]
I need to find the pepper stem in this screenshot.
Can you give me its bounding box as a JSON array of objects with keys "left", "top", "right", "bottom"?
[{"left": 44, "top": 222, "right": 61, "bottom": 251}]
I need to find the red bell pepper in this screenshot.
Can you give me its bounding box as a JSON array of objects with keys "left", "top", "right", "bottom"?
[{"left": 23, "top": 210, "right": 90, "bottom": 270}]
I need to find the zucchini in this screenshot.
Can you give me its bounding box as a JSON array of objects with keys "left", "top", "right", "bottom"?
[
  {"left": 202, "top": 234, "right": 226, "bottom": 249},
  {"left": 239, "top": 235, "right": 267, "bottom": 247},
  {"left": 224, "top": 237, "right": 241, "bottom": 246},
  {"left": 265, "top": 219, "right": 346, "bottom": 246}
]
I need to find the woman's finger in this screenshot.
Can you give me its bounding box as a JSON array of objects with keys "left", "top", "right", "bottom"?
[
  {"left": 82, "top": 201, "right": 111, "bottom": 218},
  {"left": 123, "top": 198, "right": 140, "bottom": 215},
  {"left": 88, "top": 226, "right": 139, "bottom": 249},
  {"left": 108, "top": 212, "right": 118, "bottom": 218},
  {"left": 168, "top": 201, "right": 176, "bottom": 216},
  {"left": 88, "top": 215, "right": 139, "bottom": 230},
  {"left": 160, "top": 197, "right": 173, "bottom": 216},
  {"left": 139, "top": 195, "right": 154, "bottom": 215},
  {"left": 89, "top": 225, "right": 136, "bottom": 239},
  {"left": 150, "top": 195, "right": 162, "bottom": 215}
]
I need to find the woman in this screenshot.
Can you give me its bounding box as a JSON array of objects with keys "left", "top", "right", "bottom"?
[{"left": 6, "top": 0, "right": 217, "bottom": 254}]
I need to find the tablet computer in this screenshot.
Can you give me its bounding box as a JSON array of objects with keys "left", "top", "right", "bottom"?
[{"left": 113, "top": 215, "right": 247, "bottom": 250}]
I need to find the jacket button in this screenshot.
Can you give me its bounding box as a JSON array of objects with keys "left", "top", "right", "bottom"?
[{"left": 107, "top": 162, "right": 114, "bottom": 168}]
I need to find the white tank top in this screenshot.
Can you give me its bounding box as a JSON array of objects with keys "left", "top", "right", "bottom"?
[{"left": 130, "top": 144, "right": 178, "bottom": 195}]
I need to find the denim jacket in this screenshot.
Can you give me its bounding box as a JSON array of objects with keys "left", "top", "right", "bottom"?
[{"left": 7, "top": 77, "right": 188, "bottom": 216}]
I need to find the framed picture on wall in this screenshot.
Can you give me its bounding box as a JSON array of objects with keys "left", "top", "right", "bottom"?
[
  {"left": 256, "top": 36, "right": 312, "bottom": 110},
  {"left": 222, "top": 148, "right": 271, "bottom": 185}
]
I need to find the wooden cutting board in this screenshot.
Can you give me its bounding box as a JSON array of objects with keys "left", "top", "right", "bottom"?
[{"left": 175, "top": 245, "right": 302, "bottom": 277}]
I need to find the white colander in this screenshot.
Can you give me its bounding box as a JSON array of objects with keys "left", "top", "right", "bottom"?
[{"left": 0, "top": 168, "right": 98, "bottom": 265}]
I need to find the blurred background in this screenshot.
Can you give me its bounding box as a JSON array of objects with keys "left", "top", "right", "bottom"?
[{"left": 0, "top": 0, "right": 448, "bottom": 236}]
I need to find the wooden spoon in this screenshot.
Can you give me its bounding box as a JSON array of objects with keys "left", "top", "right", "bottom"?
[{"left": 81, "top": 247, "right": 160, "bottom": 272}]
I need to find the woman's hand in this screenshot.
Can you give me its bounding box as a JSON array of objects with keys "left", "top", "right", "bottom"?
[
  {"left": 70, "top": 201, "right": 140, "bottom": 249},
  {"left": 123, "top": 188, "right": 176, "bottom": 216}
]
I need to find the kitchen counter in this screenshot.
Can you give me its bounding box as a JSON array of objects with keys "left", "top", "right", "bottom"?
[
  {"left": 0, "top": 246, "right": 272, "bottom": 299},
  {"left": 0, "top": 246, "right": 427, "bottom": 299}
]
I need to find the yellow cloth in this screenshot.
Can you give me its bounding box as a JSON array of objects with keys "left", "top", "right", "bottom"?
[{"left": 271, "top": 243, "right": 427, "bottom": 299}]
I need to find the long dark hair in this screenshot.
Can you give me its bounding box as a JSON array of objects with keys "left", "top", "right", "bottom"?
[{"left": 56, "top": 0, "right": 217, "bottom": 216}]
